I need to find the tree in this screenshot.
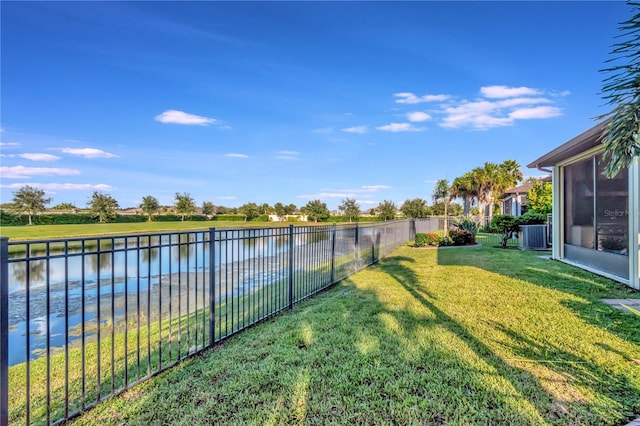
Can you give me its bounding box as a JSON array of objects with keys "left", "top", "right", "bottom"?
[
  {"left": 274, "top": 202, "right": 287, "bottom": 221},
  {"left": 202, "top": 201, "right": 216, "bottom": 216},
  {"left": 527, "top": 181, "right": 553, "bottom": 215},
  {"left": 450, "top": 173, "right": 478, "bottom": 215},
  {"left": 88, "top": 191, "right": 119, "bottom": 223},
  {"left": 472, "top": 161, "right": 518, "bottom": 218},
  {"left": 52, "top": 202, "right": 76, "bottom": 210},
  {"left": 400, "top": 198, "right": 429, "bottom": 218},
  {"left": 304, "top": 199, "right": 330, "bottom": 223},
  {"left": 490, "top": 215, "right": 519, "bottom": 249},
  {"left": 338, "top": 197, "right": 361, "bottom": 222},
  {"left": 431, "top": 202, "right": 463, "bottom": 216},
  {"left": 12, "top": 185, "right": 51, "bottom": 225},
  {"left": 432, "top": 179, "right": 451, "bottom": 228},
  {"left": 599, "top": 1, "right": 640, "bottom": 177},
  {"left": 259, "top": 203, "right": 272, "bottom": 215},
  {"left": 285, "top": 204, "right": 297, "bottom": 215},
  {"left": 500, "top": 159, "right": 523, "bottom": 185},
  {"left": 377, "top": 200, "right": 397, "bottom": 221},
  {"left": 174, "top": 192, "right": 196, "bottom": 221},
  {"left": 238, "top": 202, "right": 260, "bottom": 221},
  {"left": 139, "top": 195, "right": 160, "bottom": 221}
]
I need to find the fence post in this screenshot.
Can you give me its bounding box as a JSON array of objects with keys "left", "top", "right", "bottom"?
[
  {"left": 288, "top": 225, "right": 294, "bottom": 309},
  {"left": 330, "top": 224, "right": 336, "bottom": 284},
  {"left": 208, "top": 228, "right": 215, "bottom": 346},
  {"left": 371, "top": 228, "right": 375, "bottom": 265},
  {"left": 1, "top": 237, "right": 8, "bottom": 426},
  {"left": 354, "top": 222, "right": 359, "bottom": 272}
]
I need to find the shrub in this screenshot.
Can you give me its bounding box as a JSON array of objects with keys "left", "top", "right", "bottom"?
[
  {"left": 425, "top": 232, "right": 445, "bottom": 246},
  {"left": 213, "top": 215, "right": 245, "bottom": 222},
  {"left": 517, "top": 210, "right": 547, "bottom": 225},
  {"left": 452, "top": 215, "right": 479, "bottom": 238},
  {"left": 0, "top": 210, "right": 27, "bottom": 226},
  {"left": 449, "top": 228, "right": 474, "bottom": 245},
  {"left": 490, "top": 215, "right": 519, "bottom": 249},
  {"left": 415, "top": 233, "right": 428, "bottom": 247}
]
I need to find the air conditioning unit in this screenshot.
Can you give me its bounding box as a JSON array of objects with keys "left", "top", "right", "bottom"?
[{"left": 519, "top": 224, "right": 548, "bottom": 250}]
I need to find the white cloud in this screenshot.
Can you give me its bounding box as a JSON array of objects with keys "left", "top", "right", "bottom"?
[
  {"left": 276, "top": 150, "right": 300, "bottom": 160},
  {"left": 394, "top": 92, "right": 450, "bottom": 104},
  {"left": 342, "top": 126, "right": 368, "bottom": 134},
  {"left": 480, "top": 85, "right": 541, "bottom": 99},
  {"left": 225, "top": 153, "right": 248, "bottom": 158},
  {"left": 358, "top": 200, "right": 378, "bottom": 205},
  {"left": 406, "top": 111, "right": 432, "bottom": 122},
  {"left": 508, "top": 106, "right": 562, "bottom": 119},
  {"left": 155, "top": 109, "right": 218, "bottom": 126},
  {"left": 299, "top": 192, "right": 352, "bottom": 199},
  {"left": 61, "top": 148, "right": 117, "bottom": 158},
  {"left": 495, "top": 97, "right": 552, "bottom": 108},
  {"left": 0, "top": 182, "right": 112, "bottom": 191},
  {"left": 299, "top": 185, "right": 391, "bottom": 200},
  {"left": 0, "top": 142, "right": 20, "bottom": 147},
  {"left": 376, "top": 123, "right": 425, "bottom": 132},
  {"left": 439, "top": 96, "right": 562, "bottom": 130},
  {"left": 19, "top": 153, "right": 61, "bottom": 162},
  {"left": 361, "top": 185, "right": 391, "bottom": 191},
  {"left": 0, "top": 166, "right": 81, "bottom": 178}
]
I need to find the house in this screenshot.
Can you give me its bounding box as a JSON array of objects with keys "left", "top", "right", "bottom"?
[
  {"left": 527, "top": 120, "right": 639, "bottom": 290},
  {"left": 499, "top": 182, "right": 534, "bottom": 216},
  {"left": 499, "top": 176, "right": 552, "bottom": 216}
]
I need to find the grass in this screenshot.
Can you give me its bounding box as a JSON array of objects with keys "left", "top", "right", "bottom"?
[
  {"left": 64, "top": 244, "right": 640, "bottom": 426},
  {"left": 1, "top": 221, "right": 300, "bottom": 241}
]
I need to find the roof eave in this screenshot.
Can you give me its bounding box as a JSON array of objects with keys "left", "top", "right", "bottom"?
[{"left": 526, "top": 118, "right": 611, "bottom": 169}]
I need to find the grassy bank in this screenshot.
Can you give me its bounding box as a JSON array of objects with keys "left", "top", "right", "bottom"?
[
  {"left": 66, "top": 244, "right": 639, "bottom": 425},
  {"left": 1, "top": 221, "right": 300, "bottom": 241}
]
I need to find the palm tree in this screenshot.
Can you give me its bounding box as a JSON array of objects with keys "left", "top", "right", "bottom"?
[
  {"left": 599, "top": 1, "right": 640, "bottom": 177},
  {"left": 472, "top": 162, "right": 512, "bottom": 219},
  {"left": 499, "top": 159, "right": 523, "bottom": 185},
  {"left": 450, "top": 173, "right": 478, "bottom": 215},
  {"left": 432, "top": 179, "right": 450, "bottom": 229}
]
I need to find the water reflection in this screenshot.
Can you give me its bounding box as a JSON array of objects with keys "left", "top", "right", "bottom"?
[
  {"left": 11, "top": 259, "right": 46, "bottom": 289},
  {"left": 6, "top": 227, "right": 352, "bottom": 365}
]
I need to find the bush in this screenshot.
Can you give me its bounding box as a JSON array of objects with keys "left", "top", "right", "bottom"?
[
  {"left": 415, "top": 233, "right": 428, "bottom": 247},
  {"left": 452, "top": 215, "right": 479, "bottom": 238},
  {"left": 115, "top": 215, "right": 147, "bottom": 223},
  {"left": 0, "top": 210, "right": 27, "bottom": 226},
  {"left": 449, "top": 229, "right": 474, "bottom": 245},
  {"left": 213, "top": 215, "right": 245, "bottom": 222},
  {"left": 252, "top": 214, "right": 270, "bottom": 222},
  {"left": 425, "top": 232, "right": 445, "bottom": 246},
  {"left": 517, "top": 211, "right": 546, "bottom": 225},
  {"left": 490, "top": 215, "right": 520, "bottom": 249}
]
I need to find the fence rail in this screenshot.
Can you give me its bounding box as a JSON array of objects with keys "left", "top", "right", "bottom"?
[{"left": 0, "top": 219, "right": 421, "bottom": 425}]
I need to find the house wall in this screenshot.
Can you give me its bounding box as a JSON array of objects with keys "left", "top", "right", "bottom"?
[{"left": 551, "top": 149, "right": 639, "bottom": 290}]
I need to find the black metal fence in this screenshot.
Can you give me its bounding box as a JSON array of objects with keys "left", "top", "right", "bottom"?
[{"left": 0, "top": 219, "right": 419, "bottom": 425}]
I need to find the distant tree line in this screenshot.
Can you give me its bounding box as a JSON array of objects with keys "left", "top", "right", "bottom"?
[{"left": 2, "top": 162, "right": 543, "bottom": 227}]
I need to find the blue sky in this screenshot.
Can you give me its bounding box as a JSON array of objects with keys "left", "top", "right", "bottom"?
[{"left": 0, "top": 1, "right": 630, "bottom": 211}]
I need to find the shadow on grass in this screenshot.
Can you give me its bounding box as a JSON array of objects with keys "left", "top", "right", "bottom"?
[
  {"left": 436, "top": 245, "right": 640, "bottom": 347},
  {"left": 377, "top": 255, "right": 583, "bottom": 424},
  {"left": 68, "top": 259, "right": 549, "bottom": 425},
  {"left": 488, "top": 320, "right": 640, "bottom": 422},
  {"left": 68, "top": 247, "right": 639, "bottom": 425}
]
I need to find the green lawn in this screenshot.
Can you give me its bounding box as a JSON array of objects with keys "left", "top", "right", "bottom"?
[
  {"left": 68, "top": 244, "right": 640, "bottom": 426},
  {"left": 1, "top": 221, "right": 298, "bottom": 241}
]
